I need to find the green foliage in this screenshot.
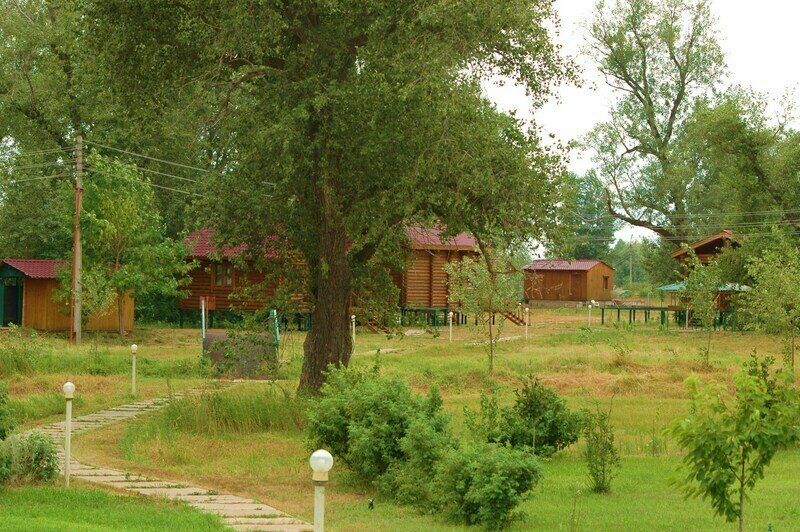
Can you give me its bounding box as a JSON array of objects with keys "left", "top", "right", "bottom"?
[
  {"left": 744, "top": 231, "right": 800, "bottom": 366},
  {"left": 582, "top": 405, "right": 620, "bottom": 493},
  {"left": 586, "top": 0, "right": 725, "bottom": 240},
  {"left": 681, "top": 249, "right": 721, "bottom": 365},
  {"left": 562, "top": 171, "right": 617, "bottom": 259},
  {"left": 433, "top": 443, "right": 542, "bottom": 529},
  {"left": 445, "top": 255, "right": 521, "bottom": 374},
  {"left": 54, "top": 153, "right": 191, "bottom": 336},
  {"left": 465, "top": 377, "right": 583, "bottom": 457},
  {"left": 0, "top": 432, "right": 59, "bottom": 484},
  {"left": 0, "top": 383, "right": 16, "bottom": 441},
  {"left": 306, "top": 366, "right": 449, "bottom": 481},
  {"left": 86, "top": 0, "right": 575, "bottom": 391},
  {"left": 209, "top": 332, "right": 279, "bottom": 379},
  {"left": 670, "top": 354, "right": 800, "bottom": 530}
]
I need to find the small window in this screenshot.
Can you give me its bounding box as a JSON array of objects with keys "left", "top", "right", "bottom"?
[
  {"left": 214, "top": 264, "right": 233, "bottom": 287},
  {"left": 603, "top": 276, "right": 610, "bottom": 290}
]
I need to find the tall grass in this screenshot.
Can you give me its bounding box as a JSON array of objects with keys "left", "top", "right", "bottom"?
[
  {"left": 124, "top": 385, "right": 306, "bottom": 446},
  {"left": 0, "top": 328, "right": 206, "bottom": 379}
]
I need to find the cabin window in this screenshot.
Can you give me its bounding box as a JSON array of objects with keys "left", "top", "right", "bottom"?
[
  {"left": 603, "top": 276, "right": 610, "bottom": 289},
  {"left": 214, "top": 265, "right": 233, "bottom": 287}
]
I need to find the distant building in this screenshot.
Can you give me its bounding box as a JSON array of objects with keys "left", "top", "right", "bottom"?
[
  {"left": 670, "top": 230, "right": 734, "bottom": 264},
  {"left": 179, "top": 226, "right": 478, "bottom": 319},
  {"left": 0, "top": 259, "right": 134, "bottom": 331},
  {"left": 524, "top": 259, "right": 615, "bottom": 302}
]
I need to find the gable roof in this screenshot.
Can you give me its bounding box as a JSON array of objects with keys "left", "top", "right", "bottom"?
[
  {"left": 0, "top": 259, "right": 67, "bottom": 279},
  {"left": 406, "top": 226, "right": 476, "bottom": 250},
  {"left": 185, "top": 229, "right": 248, "bottom": 259},
  {"left": 670, "top": 230, "right": 733, "bottom": 259},
  {"left": 524, "top": 259, "right": 613, "bottom": 272}
]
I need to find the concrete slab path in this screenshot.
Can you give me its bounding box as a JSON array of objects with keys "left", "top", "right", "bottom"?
[{"left": 25, "top": 386, "right": 311, "bottom": 532}]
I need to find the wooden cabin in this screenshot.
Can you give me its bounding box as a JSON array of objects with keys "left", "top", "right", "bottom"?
[
  {"left": 524, "top": 259, "right": 615, "bottom": 302},
  {"left": 393, "top": 226, "right": 478, "bottom": 309},
  {"left": 0, "top": 259, "right": 134, "bottom": 332},
  {"left": 178, "top": 229, "right": 280, "bottom": 313},
  {"left": 180, "top": 226, "right": 477, "bottom": 316},
  {"left": 671, "top": 230, "right": 734, "bottom": 264}
]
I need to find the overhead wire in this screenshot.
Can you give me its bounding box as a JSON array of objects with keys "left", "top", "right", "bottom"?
[
  {"left": 84, "top": 167, "right": 203, "bottom": 197},
  {"left": 3, "top": 173, "right": 73, "bottom": 184},
  {"left": 83, "top": 140, "right": 211, "bottom": 174}
]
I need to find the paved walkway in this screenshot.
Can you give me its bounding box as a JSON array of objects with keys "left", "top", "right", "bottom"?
[{"left": 27, "top": 388, "right": 312, "bottom": 532}]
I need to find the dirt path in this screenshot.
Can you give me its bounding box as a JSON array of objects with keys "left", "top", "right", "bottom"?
[{"left": 26, "top": 387, "right": 312, "bottom": 532}]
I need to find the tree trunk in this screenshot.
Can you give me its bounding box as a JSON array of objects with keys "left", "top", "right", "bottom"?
[
  {"left": 791, "top": 325, "right": 796, "bottom": 369},
  {"left": 298, "top": 220, "right": 353, "bottom": 393},
  {"left": 738, "top": 451, "right": 746, "bottom": 532},
  {"left": 116, "top": 290, "right": 125, "bottom": 338}
]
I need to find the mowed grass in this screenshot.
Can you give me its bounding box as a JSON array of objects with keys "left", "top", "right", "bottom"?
[
  {"left": 71, "top": 313, "right": 800, "bottom": 530},
  {"left": 0, "top": 485, "right": 225, "bottom": 531}
]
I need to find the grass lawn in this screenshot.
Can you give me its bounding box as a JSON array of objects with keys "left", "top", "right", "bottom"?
[
  {"left": 1, "top": 326, "right": 209, "bottom": 428},
  {"left": 68, "top": 313, "right": 800, "bottom": 530},
  {"left": 0, "top": 485, "right": 225, "bottom": 531}
]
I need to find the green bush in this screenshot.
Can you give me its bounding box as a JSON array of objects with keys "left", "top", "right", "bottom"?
[
  {"left": 466, "top": 377, "right": 583, "bottom": 456},
  {"left": 0, "top": 383, "right": 17, "bottom": 440},
  {"left": 306, "top": 366, "right": 449, "bottom": 481},
  {"left": 434, "top": 443, "right": 542, "bottom": 529},
  {"left": 0, "top": 432, "right": 59, "bottom": 484}
]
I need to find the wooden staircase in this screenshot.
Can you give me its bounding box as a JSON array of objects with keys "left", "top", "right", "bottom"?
[{"left": 502, "top": 309, "right": 526, "bottom": 326}]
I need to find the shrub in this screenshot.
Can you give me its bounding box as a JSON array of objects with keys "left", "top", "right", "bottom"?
[
  {"left": 0, "top": 326, "right": 43, "bottom": 377},
  {"left": 466, "top": 377, "right": 583, "bottom": 456},
  {"left": 0, "top": 383, "right": 17, "bottom": 440},
  {"left": 582, "top": 406, "right": 620, "bottom": 493},
  {"left": 204, "top": 331, "right": 279, "bottom": 379},
  {"left": 0, "top": 432, "right": 59, "bottom": 484},
  {"left": 306, "top": 366, "right": 449, "bottom": 482},
  {"left": 434, "top": 443, "right": 542, "bottom": 529}
]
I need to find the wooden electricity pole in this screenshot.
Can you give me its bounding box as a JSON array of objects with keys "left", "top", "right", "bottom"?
[
  {"left": 629, "top": 238, "right": 634, "bottom": 288},
  {"left": 69, "top": 135, "right": 83, "bottom": 345}
]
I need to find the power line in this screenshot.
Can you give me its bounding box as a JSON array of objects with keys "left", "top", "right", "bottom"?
[
  {"left": 589, "top": 206, "right": 800, "bottom": 222},
  {"left": 83, "top": 140, "right": 211, "bottom": 174},
  {"left": 3, "top": 173, "right": 73, "bottom": 184},
  {"left": 128, "top": 165, "right": 198, "bottom": 184},
  {"left": 84, "top": 167, "right": 203, "bottom": 197},
  {"left": 2, "top": 146, "right": 75, "bottom": 158},
  {"left": 1, "top": 160, "right": 75, "bottom": 172}
]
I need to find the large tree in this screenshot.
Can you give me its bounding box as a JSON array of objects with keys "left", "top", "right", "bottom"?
[
  {"left": 86, "top": 1, "right": 574, "bottom": 391},
  {"left": 563, "top": 171, "right": 618, "bottom": 259},
  {"left": 585, "top": 0, "right": 725, "bottom": 244},
  {"left": 0, "top": 0, "right": 207, "bottom": 242}
]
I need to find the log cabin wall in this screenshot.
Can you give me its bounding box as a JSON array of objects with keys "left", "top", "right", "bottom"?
[
  {"left": 178, "top": 259, "right": 276, "bottom": 311},
  {"left": 585, "top": 263, "right": 615, "bottom": 301},
  {"left": 401, "top": 249, "right": 475, "bottom": 308},
  {"left": 22, "top": 278, "right": 134, "bottom": 332},
  {"left": 525, "top": 263, "right": 615, "bottom": 302}
]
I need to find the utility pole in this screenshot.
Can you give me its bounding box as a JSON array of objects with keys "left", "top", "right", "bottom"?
[
  {"left": 629, "top": 238, "right": 634, "bottom": 289},
  {"left": 70, "top": 135, "right": 83, "bottom": 345}
]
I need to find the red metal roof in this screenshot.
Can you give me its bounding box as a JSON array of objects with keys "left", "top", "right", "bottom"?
[
  {"left": 406, "top": 226, "right": 476, "bottom": 250},
  {"left": 1, "top": 259, "right": 68, "bottom": 279},
  {"left": 524, "top": 259, "right": 612, "bottom": 272}
]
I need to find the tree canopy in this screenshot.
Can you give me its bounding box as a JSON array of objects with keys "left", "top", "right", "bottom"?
[{"left": 83, "top": 0, "right": 576, "bottom": 391}]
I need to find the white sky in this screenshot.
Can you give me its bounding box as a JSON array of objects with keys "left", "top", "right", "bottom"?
[{"left": 484, "top": 0, "right": 800, "bottom": 242}]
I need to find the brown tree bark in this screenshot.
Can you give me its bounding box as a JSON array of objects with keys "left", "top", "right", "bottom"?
[
  {"left": 116, "top": 290, "right": 125, "bottom": 338},
  {"left": 298, "top": 208, "right": 353, "bottom": 393}
]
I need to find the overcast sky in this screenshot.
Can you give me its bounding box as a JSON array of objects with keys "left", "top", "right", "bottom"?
[{"left": 484, "top": 0, "right": 800, "bottom": 242}]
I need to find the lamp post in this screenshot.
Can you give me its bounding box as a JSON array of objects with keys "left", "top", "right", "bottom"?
[
  {"left": 63, "top": 381, "right": 75, "bottom": 488},
  {"left": 310, "top": 449, "right": 334, "bottom": 532},
  {"left": 350, "top": 315, "right": 356, "bottom": 353},
  {"left": 588, "top": 304, "right": 593, "bottom": 327},
  {"left": 130, "top": 344, "right": 138, "bottom": 397},
  {"left": 448, "top": 311, "right": 453, "bottom": 343},
  {"left": 524, "top": 307, "right": 530, "bottom": 340}
]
